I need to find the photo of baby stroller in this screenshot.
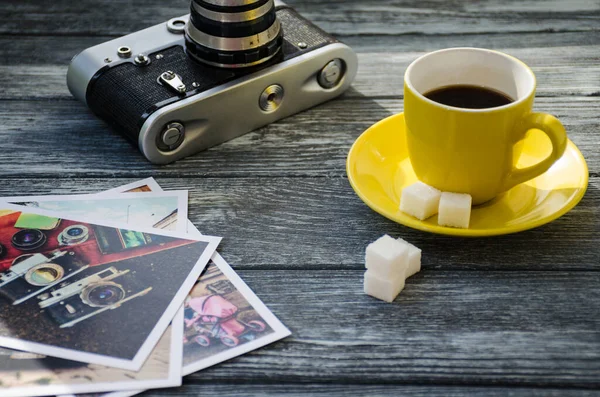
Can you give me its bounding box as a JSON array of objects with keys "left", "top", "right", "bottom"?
[{"left": 183, "top": 294, "right": 267, "bottom": 348}]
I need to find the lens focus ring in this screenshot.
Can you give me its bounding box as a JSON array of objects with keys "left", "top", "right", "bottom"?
[
  {"left": 186, "top": 0, "right": 282, "bottom": 68},
  {"left": 192, "top": 0, "right": 273, "bottom": 23}
]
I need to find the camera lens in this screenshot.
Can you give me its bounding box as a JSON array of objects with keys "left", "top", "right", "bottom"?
[
  {"left": 186, "top": 0, "right": 283, "bottom": 68},
  {"left": 25, "top": 263, "right": 65, "bottom": 286},
  {"left": 67, "top": 228, "right": 83, "bottom": 237},
  {"left": 12, "top": 229, "right": 47, "bottom": 251},
  {"left": 82, "top": 283, "right": 126, "bottom": 307},
  {"left": 58, "top": 225, "right": 89, "bottom": 246}
]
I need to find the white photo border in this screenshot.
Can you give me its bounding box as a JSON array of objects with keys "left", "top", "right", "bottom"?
[{"left": 0, "top": 191, "right": 189, "bottom": 233}]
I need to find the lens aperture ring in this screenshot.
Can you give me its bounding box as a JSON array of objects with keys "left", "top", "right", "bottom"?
[{"left": 187, "top": 17, "right": 280, "bottom": 51}]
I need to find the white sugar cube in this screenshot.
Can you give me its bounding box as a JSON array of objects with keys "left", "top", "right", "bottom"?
[
  {"left": 438, "top": 192, "right": 472, "bottom": 228},
  {"left": 400, "top": 182, "right": 441, "bottom": 220},
  {"left": 364, "top": 270, "right": 405, "bottom": 302},
  {"left": 397, "top": 238, "right": 422, "bottom": 278},
  {"left": 365, "top": 234, "right": 408, "bottom": 278}
]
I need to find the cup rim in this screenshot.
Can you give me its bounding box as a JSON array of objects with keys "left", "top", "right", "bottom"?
[{"left": 404, "top": 47, "right": 537, "bottom": 113}]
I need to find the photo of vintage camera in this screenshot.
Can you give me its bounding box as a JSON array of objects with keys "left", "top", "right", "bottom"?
[
  {"left": 58, "top": 225, "right": 90, "bottom": 246},
  {"left": 11, "top": 229, "right": 47, "bottom": 251},
  {"left": 0, "top": 251, "right": 89, "bottom": 305},
  {"left": 38, "top": 267, "right": 152, "bottom": 328},
  {"left": 67, "top": 0, "right": 358, "bottom": 164}
]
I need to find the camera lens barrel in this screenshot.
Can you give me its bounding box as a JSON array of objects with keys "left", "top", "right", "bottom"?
[
  {"left": 186, "top": 0, "right": 283, "bottom": 68},
  {"left": 82, "top": 282, "right": 126, "bottom": 307},
  {"left": 12, "top": 229, "right": 47, "bottom": 251}
]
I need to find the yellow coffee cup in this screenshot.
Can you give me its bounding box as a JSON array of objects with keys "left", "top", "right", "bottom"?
[{"left": 404, "top": 48, "right": 567, "bottom": 205}]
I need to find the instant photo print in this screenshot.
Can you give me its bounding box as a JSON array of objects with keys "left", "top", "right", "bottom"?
[
  {"left": 0, "top": 203, "right": 220, "bottom": 371},
  {"left": 0, "top": 180, "right": 288, "bottom": 397},
  {"left": 0, "top": 192, "right": 192, "bottom": 397}
]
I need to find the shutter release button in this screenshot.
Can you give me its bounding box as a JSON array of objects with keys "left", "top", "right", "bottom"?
[{"left": 157, "top": 122, "right": 185, "bottom": 151}]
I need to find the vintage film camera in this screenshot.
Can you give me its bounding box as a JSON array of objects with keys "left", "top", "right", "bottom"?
[
  {"left": 67, "top": 0, "right": 358, "bottom": 164},
  {"left": 0, "top": 251, "right": 89, "bottom": 305},
  {"left": 38, "top": 267, "right": 152, "bottom": 328}
]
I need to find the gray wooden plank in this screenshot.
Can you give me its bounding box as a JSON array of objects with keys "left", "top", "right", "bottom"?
[
  {"left": 0, "top": 98, "right": 597, "bottom": 178},
  {"left": 1, "top": 0, "right": 598, "bottom": 393},
  {"left": 141, "top": 383, "right": 600, "bottom": 397},
  {"left": 2, "top": 32, "right": 599, "bottom": 67},
  {"left": 292, "top": 0, "right": 600, "bottom": 36},
  {"left": 2, "top": 45, "right": 599, "bottom": 100},
  {"left": 160, "top": 270, "right": 600, "bottom": 387},
  {"left": 352, "top": 47, "right": 600, "bottom": 98},
  {"left": 344, "top": 31, "right": 600, "bottom": 54},
  {"left": 1, "top": 0, "right": 598, "bottom": 36},
  {"left": 0, "top": 176, "right": 597, "bottom": 271}
]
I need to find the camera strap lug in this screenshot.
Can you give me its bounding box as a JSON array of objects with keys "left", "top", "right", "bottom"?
[{"left": 159, "top": 71, "right": 187, "bottom": 95}]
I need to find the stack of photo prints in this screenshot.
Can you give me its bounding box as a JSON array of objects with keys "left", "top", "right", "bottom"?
[{"left": 0, "top": 178, "right": 290, "bottom": 397}]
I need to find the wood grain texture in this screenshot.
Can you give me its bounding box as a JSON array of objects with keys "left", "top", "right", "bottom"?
[
  {"left": 2, "top": 45, "right": 600, "bottom": 99},
  {"left": 151, "top": 270, "right": 600, "bottom": 387},
  {"left": 0, "top": 98, "right": 597, "bottom": 177},
  {"left": 1, "top": 0, "right": 599, "bottom": 394},
  {"left": 0, "top": 177, "right": 597, "bottom": 272},
  {"left": 1, "top": 0, "right": 599, "bottom": 36},
  {"left": 142, "top": 383, "right": 600, "bottom": 397},
  {"left": 2, "top": 31, "right": 600, "bottom": 67}
]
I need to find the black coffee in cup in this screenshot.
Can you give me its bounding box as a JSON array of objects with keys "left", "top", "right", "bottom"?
[{"left": 424, "top": 84, "right": 514, "bottom": 109}]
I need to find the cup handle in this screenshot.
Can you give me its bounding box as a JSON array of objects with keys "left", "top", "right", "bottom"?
[{"left": 502, "top": 112, "right": 568, "bottom": 191}]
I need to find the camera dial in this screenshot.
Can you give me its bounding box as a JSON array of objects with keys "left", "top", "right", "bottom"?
[
  {"left": 12, "top": 229, "right": 47, "bottom": 251},
  {"left": 185, "top": 0, "right": 283, "bottom": 68}
]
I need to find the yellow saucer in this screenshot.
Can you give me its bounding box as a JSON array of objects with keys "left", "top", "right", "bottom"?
[{"left": 346, "top": 113, "right": 588, "bottom": 237}]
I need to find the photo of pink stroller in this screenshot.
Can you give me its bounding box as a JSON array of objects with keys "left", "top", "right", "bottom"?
[{"left": 183, "top": 294, "right": 267, "bottom": 347}]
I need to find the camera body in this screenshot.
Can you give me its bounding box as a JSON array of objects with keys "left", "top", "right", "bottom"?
[
  {"left": 39, "top": 267, "right": 152, "bottom": 328},
  {"left": 67, "top": 1, "right": 358, "bottom": 164},
  {"left": 0, "top": 251, "right": 89, "bottom": 305}
]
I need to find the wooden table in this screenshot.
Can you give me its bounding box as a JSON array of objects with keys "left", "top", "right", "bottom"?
[{"left": 2, "top": 0, "right": 600, "bottom": 395}]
